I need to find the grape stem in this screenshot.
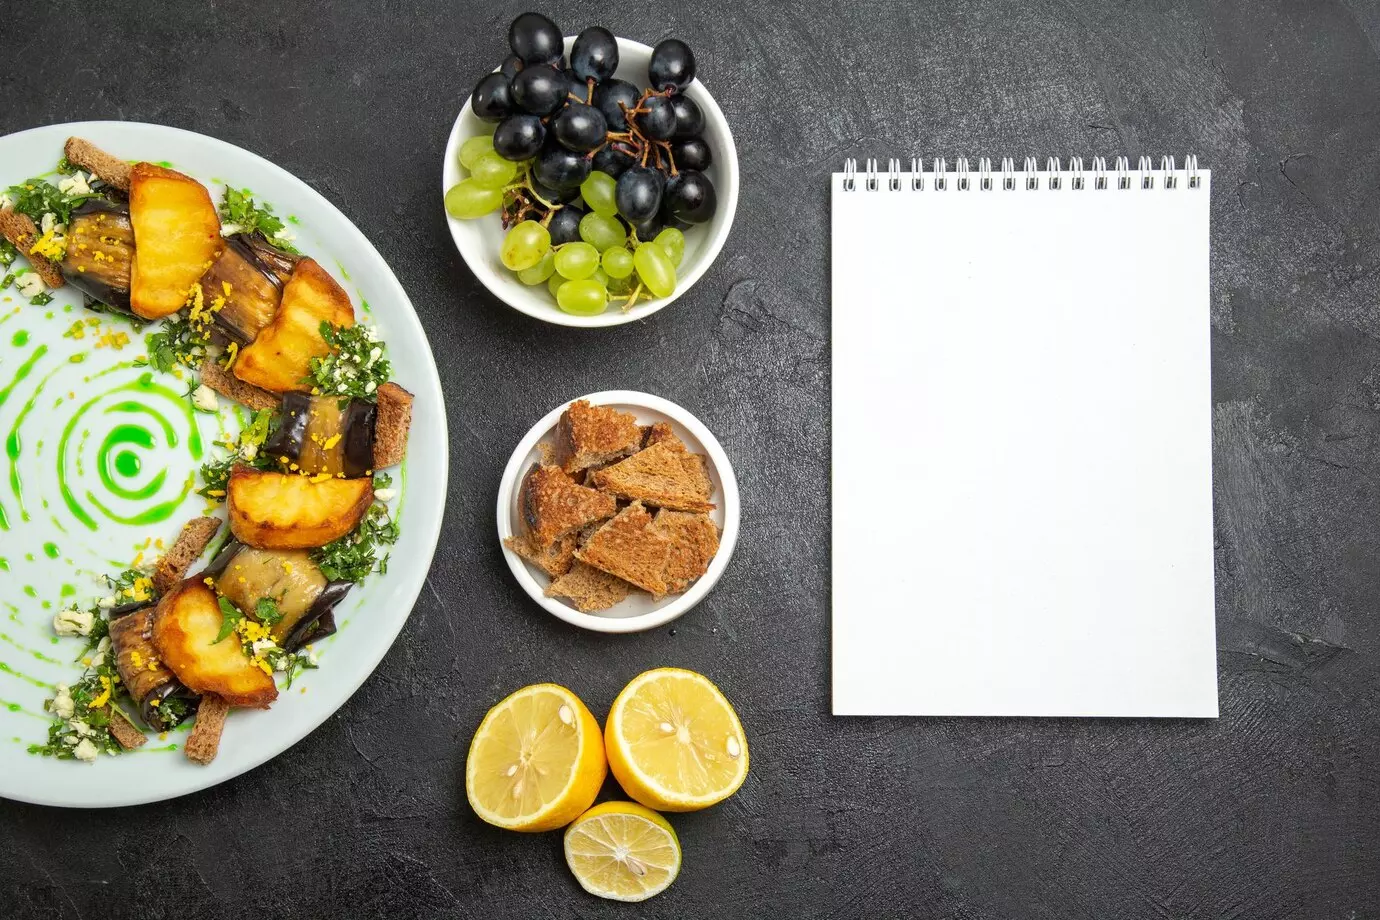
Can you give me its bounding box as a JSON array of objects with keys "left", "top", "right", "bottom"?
[{"left": 617, "top": 282, "right": 644, "bottom": 313}]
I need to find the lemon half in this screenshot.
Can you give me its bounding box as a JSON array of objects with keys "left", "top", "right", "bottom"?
[
  {"left": 564, "top": 801, "right": 681, "bottom": 902},
  {"left": 605, "top": 668, "right": 749, "bottom": 812},
  {"left": 465, "top": 683, "right": 606, "bottom": 832}
]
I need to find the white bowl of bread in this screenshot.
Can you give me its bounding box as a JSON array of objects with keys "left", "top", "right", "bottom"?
[{"left": 497, "top": 392, "right": 738, "bottom": 632}]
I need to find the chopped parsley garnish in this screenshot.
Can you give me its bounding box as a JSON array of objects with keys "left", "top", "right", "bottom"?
[
  {"left": 198, "top": 407, "right": 276, "bottom": 500},
  {"left": 214, "top": 596, "right": 244, "bottom": 644},
  {"left": 255, "top": 596, "right": 284, "bottom": 627},
  {"left": 264, "top": 647, "right": 318, "bottom": 689},
  {"left": 106, "top": 567, "right": 156, "bottom": 605},
  {"left": 145, "top": 313, "right": 208, "bottom": 373},
  {"left": 1, "top": 272, "right": 14, "bottom": 290},
  {"left": 0, "top": 238, "right": 16, "bottom": 268},
  {"left": 28, "top": 653, "right": 125, "bottom": 761},
  {"left": 307, "top": 322, "right": 391, "bottom": 402},
  {"left": 29, "top": 291, "right": 53, "bottom": 306},
  {"left": 157, "top": 696, "right": 193, "bottom": 727},
  {"left": 219, "top": 187, "right": 299, "bottom": 254},
  {"left": 4, "top": 176, "right": 99, "bottom": 225},
  {"left": 312, "top": 502, "right": 401, "bottom": 583}
]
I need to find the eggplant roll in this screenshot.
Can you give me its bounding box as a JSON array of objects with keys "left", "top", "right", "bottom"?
[
  {"left": 108, "top": 606, "right": 197, "bottom": 731},
  {"left": 203, "top": 540, "right": 351, "bottom": 651},
  {"left": 60, "top": 200, "right": 135, "bottom": 313},
  {"left": 263, "top": 392, "right": 378, "bottom": 478},
  {"left": 196, "top": 235, "right": 288, "bottom": 346}
]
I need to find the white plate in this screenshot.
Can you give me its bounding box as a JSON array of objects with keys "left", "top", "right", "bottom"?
[
  {"left": 496, "top": 391, "right": 739, "bottom": 632},
  {"left": 442, "top": 36, "right": 740, "bottom": 328},
  {"left": 0, "top": 122, "right": 447, "bottom": 808}
]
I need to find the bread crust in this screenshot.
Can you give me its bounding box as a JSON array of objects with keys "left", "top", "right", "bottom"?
[
  {"left": 64, "top": 137, "right": 131, "bottom": 192},
  {"left": 153, "top": 516, "right": 222, "bottom": 595},
  {"left": 184, "top": 694, "right": 230, "bottom": 765},
  {"left": 199, "top": 359, "right": 280, "bottom": 411},
  {"left": 372, "top": 381, "right": 413, "bottom": 469},
  {"left": 0, "top": 207, "right": 66, "bottom": 289},
  {"left": 575, "top": 502, "right": 673, "bottom": 596},
  {"left": 554, "top": 400, "right": 642, "bottom": 474},
  {"left": 518, "top": 463, "right": 617, "bottom": 550}
]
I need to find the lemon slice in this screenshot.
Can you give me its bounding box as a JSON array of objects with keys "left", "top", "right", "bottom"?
[
  {"left": 605, "top": 668, "right": 748, "bottom": 812},
  {"left": 564, "top": 801, "right": 681, "bottom": 902},
  {"left": 465, "top": 683, "right": 606, "bottom": 832}
]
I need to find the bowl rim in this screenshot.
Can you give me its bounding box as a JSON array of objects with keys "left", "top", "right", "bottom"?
[
  {"left": 496, "top": 390, "right": 740, "bottom": 632},
  {"left": 442, "top": 35, "right": 739, "bottom": 328}
]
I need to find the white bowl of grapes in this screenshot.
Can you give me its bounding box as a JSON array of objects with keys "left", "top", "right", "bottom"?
[{"left": 442, "top": 12, "right": 739, "bottom": 327}]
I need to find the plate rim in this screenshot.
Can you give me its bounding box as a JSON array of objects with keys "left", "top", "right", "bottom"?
[{"left": 0, "top": 120, "right": 449, "bottom": 808}]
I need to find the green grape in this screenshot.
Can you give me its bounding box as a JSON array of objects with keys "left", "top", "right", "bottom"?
[
  {"left": 518, "top": 251, "right": 556, "bottom": 285},
  {"left": 655, "top": 228, "right": 685, "bottom": 267},
  {"left": 444, "top": 180, "right": 502, "bottom": 219},
  {"left": 471, "top": 152, "right": 517, "bottom": 190},
  {"left": 633, "top": 243, "right": 676, "bottom": 298},
  {"left": 547, "top": 273, "right": 567, "bottom": 300},
  {"left": 579, "top": 212, "right": 627, "bottom": 251},
  {"left": 590, "top": 266, "right": 609, "bottom": 287},
  {"left": 459, "top": 134, "right": 495, "bottom": 170},
  {"left": 557, "top": 279, "right": 609, "bottom": 316},
  {"left": 607, "top": 272, "right": 633, "bottom": 296},
  {"left": 501, "top": 220, "right": 551, "bottom": 271},
  {"left": 579, "top": 172, "right": 618, "bottom": 217},
  {"left": 602, "top": 246, "right": 635, "bottom": 279},
  {"left": 554, "top": 242, "right": 600, "bottom": 280}
]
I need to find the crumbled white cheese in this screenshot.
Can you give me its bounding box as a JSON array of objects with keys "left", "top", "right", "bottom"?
[
  {"left": 273, "top": 654, "right": 291, "bottom": 672},
  {"left": 306, "top": 650, "right": 318, "bottom": 666},
  {"left": 14, "top": 272, "right": 46, "bottom": 299},
  {"left": 373, "top": 488, "right": 396, "bottom": 502},
  {"left": 272, "top": 228, "right": 296, "bottom": 243},
  {"left": 251, "top": 638, "right": 276, "bottom": 657},
  {"left": 72, "top": 738, "right": 99, "bottom": 763},
  {"left": 40, "top": 212, "right": 57, "bottom": 234},
  {"left": 97, "top": 595, "right": 116, "bottom": 609},
  {"left": 0, "top": 192, "right": 11, "bottom": 209},
  {"left": 219, "top": 222, "right": 244, "bottom": 237},
  {"left": 191, "top": 384, "right": 219, "bottom": 412},
  {"left": 52, "top": 684, "right": 75, "bottom": 720},
  {"left": 89, "top": 637, "right": 111, "bottom": 669},
  {"left": 241, "top": 442, "right": 259, "bottom": 461},
  {"left": 58, "top": 172, "right": 92, "bottom": 196},
  {"left": 53, "top": 607, "right": 94, "bottom": 637},
  {"left": 68, "top": 719, "right": 93, "bottom": 737}
]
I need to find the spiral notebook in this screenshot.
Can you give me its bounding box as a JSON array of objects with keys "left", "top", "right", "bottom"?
[{"left": 831, "top": 156, "right": 1217, "bottom": 718}]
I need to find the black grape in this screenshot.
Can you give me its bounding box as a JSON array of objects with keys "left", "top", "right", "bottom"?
[
  {"left": 648, "top": 38, "right": 696, "bottom": 91},
  {"left": 671, "top": 137, "right": 712, "bottom": 172},
  {"left": 594, "top": 79, "right": 641, "bottom": 131},
  {"left": 512, "top": 65, "right": 569, "bottom": 117},
  {"left": 632, "top": 213, "right": 667, "bottom": 240},
  {"left": 499, "top": 54, "right": 524, "bottom": 80},
  {"left": 553, "top": 103, "right": 608, "bottom": 153},
  {"left": 509, "top": 12, "right": 563, "bottom": 65},
  {"left": 534, "top": 143, "right": 592, "bottom": 191},
  {"left": 571, "top": 27, "right": 619, "bottom": 82},
  {"left": 669, "top": 95, "right": 704, "bottom": 138},
  {"left": 492, "top": 114, "right": 546, "bottom": 161},
  {"left": 665, "top": 169, "right": 716, "bottom": 223},
  {"left": 592, "top": 146, "right": 636, "bottom": 178},
  {"left": 635, "top": 96, "right": 676, "bottom": 141},
  {"left": 470, "top": 72, "right": 513, "bottom": 122},
  {"left": 547, "top": 205, "right": 585, "bottom": 245},
  {"left": 616, "top": 166, "right": 664, "bottom": 222}
]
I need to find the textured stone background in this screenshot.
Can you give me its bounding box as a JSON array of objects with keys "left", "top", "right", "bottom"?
[{"left": 3, "top": 1, "right": 1379, "bottom": 917}]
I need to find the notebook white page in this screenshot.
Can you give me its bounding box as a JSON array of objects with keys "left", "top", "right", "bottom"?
[{"left": 831, "top": 163, "right": 1216, "bottom": 717}]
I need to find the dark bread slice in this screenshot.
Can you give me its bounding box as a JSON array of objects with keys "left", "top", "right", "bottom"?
[
  {"left": 650, "top": 510, "right": 721, "bottom": 593},
  {"left": 199, "top": 359, "right": 278, "bottom": 411},
  {"left": 519, "top": 463, "right": 617, "bottom": 550},
  {"left": 554, "top": 399, "right": 642, "bottom": 474},
  {"left": 184, "top": 694, "right": 230, "bottom": 765},
  {"left": 641, "top": 422, "right": 686, "bottom": 452},
  {"left": 504, "top": 531, "right": 579, "bottom": 578},
  {"left": 546, "top": 562, "right": 635, "bottom": 612},
  {"left": 0, "top": 207, "right": 66, "bottom": 289},
  {"left": 372, "top": 381, "right": 413, "bottom": 469},
  {"left": 590, "top": 442, "right": 715, "bottom": 513},
  {"left": 64, "top": 137, "right": 132, "bottom": 193},
  {"left": 153, "top": 516, "right": 222, "bottom": 595},
  {"left": 106, "top": 709, "right": 148, "bottom": 750},
  {"left": 575, "top": 502, "right": 672, "bottom": 596}
]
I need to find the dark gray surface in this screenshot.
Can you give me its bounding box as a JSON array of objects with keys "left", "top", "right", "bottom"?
[{"left": 3, "top": 1, "right": 1379, "bottom": 917}]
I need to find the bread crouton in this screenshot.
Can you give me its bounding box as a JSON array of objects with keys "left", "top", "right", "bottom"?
[
  {"left": 554, "top": 399, "right": 642, "bottom": 474},
  {"left": 0, "top": 207, "right": 66, "bottom": 289},
  {"left": 590, "top": 442, "right": 715, "bottom": 512},
  {"left": 575, "top": 502, "right": 673, "bottom": 596},
  {"left": 184, "top": 694, "right": 230, "bottom": 765},
  {"left": 199, "top": 359, "right": 279, "bottom": 411},
  {"left": 504, "top": 532, "right": 579, "bottom": 578},
  {"left": 153, "top": 516, "right": 222, "bottom": 595},
  {"left": 106, "top": 710, "right": 148, "bottom": 750},
  {"left": 641, "top": 421, "right": 686, "bottom": 452},
  {"left": 546, "top": 562, "right": 635, "bottom": 612},
  {"left": 372, "top": 381, "right": 413, "bottom": 469},
  {"left": 519, "top": 463, "right": 617, "bottom": 550},
  {"left": 650, "top": 510, "right": 721, "bottom": 593},
  {"left": 64, "top": 137, "right": 131, "bottom": 193}
]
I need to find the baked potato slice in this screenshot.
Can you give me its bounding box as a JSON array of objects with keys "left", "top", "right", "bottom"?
[
  {"left": 227, "top": 465, "right": 373, "bottom": 549},
  {"left": 233, "top": 258, "right": 354, "bottom": 393},
  {"left": 150, "top": 579, "right": 278, "bottom": 709},
  {"left": 128, "top": 162, "right": 223, "bottom": 319}
]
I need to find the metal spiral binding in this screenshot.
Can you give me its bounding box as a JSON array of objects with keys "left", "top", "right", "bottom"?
[{"left": 841, "top": 155, "right": 1202, "bottom": 191}]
